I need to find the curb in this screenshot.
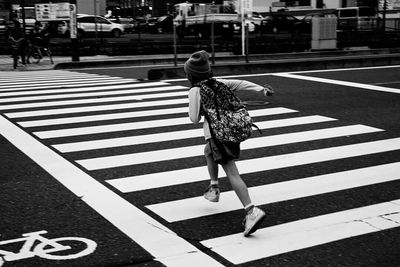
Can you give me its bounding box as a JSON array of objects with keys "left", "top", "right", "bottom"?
[
  {"left": 53, "top": 58, "right": 182, "bottom": 69},
  {"left": 52, "top": 53, "right": 231, "bottom": 69},
  {"left": 53, "top": 48, "right": 400, "bottom": 70},
  {"left": 147, "top": 53, "right": 400, "bottom": 80},
  {"left": 3, "top": 48, "right": 396, "bottom": 74}
]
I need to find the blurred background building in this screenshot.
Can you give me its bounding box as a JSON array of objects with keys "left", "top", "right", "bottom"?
[{"left": 1, "top": 0, "right": 397, "bottom": 20}]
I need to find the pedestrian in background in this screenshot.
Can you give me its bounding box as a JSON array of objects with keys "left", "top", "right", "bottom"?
[
  {"left": 186, "top": 50, "right": 274, "bottom": 236},
  {"left": 7, "top": 19, "right": 26, "bottom": 69}
]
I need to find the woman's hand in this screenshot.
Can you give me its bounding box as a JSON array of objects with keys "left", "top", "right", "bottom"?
[{"left": 263, "top": 84, "right": 275, "bottom": 96}]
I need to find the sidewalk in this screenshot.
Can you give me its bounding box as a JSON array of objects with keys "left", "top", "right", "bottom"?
[
  {"left": 2, "top": 48, "right": 400, "bottom": 77},
  {"left": 0, "top": 54, "right": 177, "bottom": 72},
  {"left": 0, "top": 53, "right": 231, "bottom": 72}
]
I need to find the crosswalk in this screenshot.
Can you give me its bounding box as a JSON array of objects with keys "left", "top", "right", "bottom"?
[{"left": 0, "top": 70, "right": 399, "bottom": 266}]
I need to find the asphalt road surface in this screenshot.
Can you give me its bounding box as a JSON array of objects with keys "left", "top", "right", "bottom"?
[{"left": 0, "top": 65, "right": 399, "bottom": 267}]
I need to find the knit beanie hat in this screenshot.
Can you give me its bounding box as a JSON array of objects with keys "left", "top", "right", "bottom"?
[{"left": 184, "top": 50, "right": 211, "bottom": 79}]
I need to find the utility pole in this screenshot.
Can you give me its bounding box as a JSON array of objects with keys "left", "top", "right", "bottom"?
[
  {"left": 20, "top": 0, "right": 26, "bottom": 37},
  {"left": 20, "top": 0, "right": 27, "bottom": 64},
  {"left": 70, "top": 0, "right": 80, "bottom": 62},
  {"left": 382, "top": 0, "right": 387, "bottom": 32}
]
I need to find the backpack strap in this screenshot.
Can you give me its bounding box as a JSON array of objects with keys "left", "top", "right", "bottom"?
[
  {"left": 213, "top": 79, "right": 243, "bottom": 107},
  {"left": 213, "top": 80, "right": 263, "bottom": 135},
  {"left": 198, "top": 79, "right": 263, "bottom": 136},
  {"left": 252, "top": 123, "right": 262, "bottom": 135}
]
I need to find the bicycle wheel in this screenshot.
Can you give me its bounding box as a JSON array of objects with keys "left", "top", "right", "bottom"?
[
  {"left": 33, "top": 237, "right": 97, "bottom": 260},
  {"left": 31, "top": 48, "right": 42, "bottom": 64}
]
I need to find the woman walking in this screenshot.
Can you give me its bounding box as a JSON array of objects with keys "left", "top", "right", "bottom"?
[{"left": 186, "top": 50, "right": 274, "bottom": 236}]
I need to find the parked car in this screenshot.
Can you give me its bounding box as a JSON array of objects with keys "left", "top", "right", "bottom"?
[
  {"left": 108, "top": 17, "right": 134, "bottom": 33},
  {"left": 259, "top": 13, "right": 301, "bottom": 34},
  {"left": 333, "top": 6, "right": 376, "bottom": 31},
  {"left": 234, "top": 12, "right": 264, "bottom": 33},
  {"left": 76, "top": 15, "right": 125, "bottom": 37},
  {"left": 147, "top": 15, "right": 173, "bottom": 33},
  {"left": 133, "top": 17, "right": 149, "bottom": 33}
]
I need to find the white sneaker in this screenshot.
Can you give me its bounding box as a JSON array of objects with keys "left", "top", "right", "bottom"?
[
  {"left": 203, "top": 185, "right": 220, "bottom": 202},
  {"left": 243, "top": 207, "right": 266, "bottom": 237}
]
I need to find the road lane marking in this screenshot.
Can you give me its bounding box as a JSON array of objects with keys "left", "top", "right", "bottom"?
[
  {"left": 33, "top": 108, "right": 296, "bottom": 139},
  {"left": 78, "top": 125, "right": 381, "bottom": 170},
  {"left": 164, "top": 65, "right": 400, "bottom": 82},
  {"left": 0, "top": 80, "right": 164, "bottom": 93},
  {"left": 5, "top": 98, "right": 189, "bottom": 118},
  {"left": 21, "top": 106, "right": 309, "bottom": 128},
  {"left": 147, "top": 162, "right": 400, "bottom": 222},
  {"left": 0, "top": 92, "right": 187, "bottom": 111},
  {"left": 107, "top": 137, "right": 400, "bottom": 192},
  {"left": 0, "top": 115, "right": 224, "bottom": 267},
  {"left": 19, "top": 107, "right": 190, "bottom": 127},
  {"left": 283, "top": 64, "right": 400, "bottom": 74},
  {"left": 0, "top": 78, "right": 135, "bottom": 91},
  {"left": 0, "top": 71, "right": 106, "bottom": 80},
  {"left": 54, "top": 115, "right": 335, "bottom": 152},
  {"left": 0, "top": 78, "right": 124, "bottom": 87},
  {"left": 273, "top": 73, "right": 400, "bottom": 94},
  {"left": 374, "top": 81, "right": 400, "bottom": 86},
  {"left": 200, "top": 200, "right": 400, "bottom": 264},
  {"left": 0, "top": 86, "right": 187, "bottom": 103}
]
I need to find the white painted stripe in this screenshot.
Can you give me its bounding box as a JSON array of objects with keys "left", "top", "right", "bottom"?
[
  {"left": 5, "top": 98, "right": 189, "bottom": 118},
  {"left": 201, "top": 200, "right": 400, "bottom": 264},
  {"left": 0, "top": 86, "right": 187, "bottom": 103},
  {"left": 0, "top": 115, "right": 223, "bottom": 267},
  {"left": 0, "top": 69, "right": 87, "bottom": 75},
  {"left": 0, "top": 81, "right": 170, "bottom": 95},
  {"left": 54, "top": 115, "right": 335, "bottom": 153},
  {"left": 56, "top": 128, "right": 203, "bottom": 152},
  {"left": 165, "top": 66, "right": 400, "bottom": 82},
  {"left": 0, "top": 92, "right": 188, "bottom": 111},
  {"left": 374, "top": 81, "right": 400, "bottom": 86},
  {"left": 20, "top": 105, "right": 295, "bottom": 127},
  {"left": 0, "top": 80, "right": 135, "bottom": 93},
  {"left": 19, "top": 107, "right": 190, "bottom": 127},
  {"left": 0, "top": 72, "right": 105, "bottom": 80},
  {"left": 107, "top": 137, "right": 400, "bottom": 192},
  {"left": 0, "top": 79, "right": 137, "bottom": 92},
  {"left": 34, "top": 108, "right": 296, "bottom": 139},
  {"left": 0, "top": 75, "right": 115, "bottom": 84},
  {"left": 0, "top": 76, "right": 118, "bottom": 85},
  {"left": 78, "top": 125, "right": 381, "bottom": 170},
  {"left": 282, "top": 65, "right": 400, "bottom": 75},
  {"left": 254, "top": 115, "right": 335, "bottom": 129},
  {"left": 147, "top": 162, "right": 400, "bottom": 222},
  {"left": 273, "top": 73, "right": 400, "bottom": 94},
  {"left": 0, "top": 74, "right": 113, "bottom": 82}
]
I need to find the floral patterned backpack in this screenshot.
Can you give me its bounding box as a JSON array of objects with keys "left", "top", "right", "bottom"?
[{"left": 198, "top": 78, "right": 259, "bottom": 143}]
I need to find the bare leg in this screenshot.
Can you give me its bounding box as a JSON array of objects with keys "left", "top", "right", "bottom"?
[
  {"left": 204, "top": 142, "right": 218, "bottom": 182},
  {"left": 221, "top": 160, "right": 252, "bottom": 207}
]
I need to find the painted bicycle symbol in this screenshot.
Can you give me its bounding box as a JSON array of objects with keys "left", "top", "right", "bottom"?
[{"left": 0, "top": 230, "right": 97, "bottom": 266}]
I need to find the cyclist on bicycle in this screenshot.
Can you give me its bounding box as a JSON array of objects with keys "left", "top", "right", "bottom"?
[{"left": 27, "top": 21, "right": 49, "bottom": 62}]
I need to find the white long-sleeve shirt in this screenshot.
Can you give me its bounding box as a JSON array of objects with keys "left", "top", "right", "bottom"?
[{"left": 188, "top": 79, "right": 269, "bottom": 140}]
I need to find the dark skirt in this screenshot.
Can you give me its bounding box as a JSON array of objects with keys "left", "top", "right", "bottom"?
[{"left": 206, "top": 139, "right": 240, "bottom": 164}]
